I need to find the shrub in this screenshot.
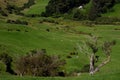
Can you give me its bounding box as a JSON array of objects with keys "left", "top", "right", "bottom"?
[
  {"left": 0, "top": 53, "right": 15, "bottom": 74},
  {"left": 0, "top": 8, "right": 8, "bottom": 16},
  {"left": 7, "top": 19, "right": 28, "bottom": 25},
  {"left": 16, "top": 29, "right": 21, "bottom": 32},
  {"left": 15, "top": 49, "right": 66, "bottom": 77},
  {"left": 46, "top": 29, "right": 50, "bottom": 32},
  {"left": 73, "top": 9, "right": 87, "bottom": 20},
  {"left": 95, "top": 17, "right": 120, "bottom": 25},
  {"left": 0, "top": 61, "right": 6, "bottom": 73},
  {"left": 42, "top": 18, "right": 59, "bottom": 24},
  {"left": 88, "top": 0, "right": 115, "bottom": 20}
]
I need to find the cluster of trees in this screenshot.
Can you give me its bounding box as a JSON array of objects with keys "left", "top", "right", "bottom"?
[
  {"left": 42, "top": 0, "right": 90, "bottom": 17},
  {"left": 43, "top": 0, "right": 120, "bottom": 20},
  {"left": 88, "top": 0, "right": 116, "bottom": 20}
]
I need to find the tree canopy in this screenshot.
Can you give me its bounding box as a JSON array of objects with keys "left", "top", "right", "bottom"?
[
  {"left": 42, "top": 0, "right": 90, "bottom": 16},
  {"left": 43, "top": 0, "right": 117, "bottom": 20}
]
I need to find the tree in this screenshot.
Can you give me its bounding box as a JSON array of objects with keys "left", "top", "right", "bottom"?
[
  {"left": 77, "top": 35, "right": 116, "bottom": 75},
  {"left": 88, "top": 0, "right": 115, "bottom": 20}
]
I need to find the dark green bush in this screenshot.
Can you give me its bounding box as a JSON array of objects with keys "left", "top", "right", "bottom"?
[
  {"left": 42, "top": 18, "right": 59, "bottom": 24},
  {"left": 25, "top": 14, "right": 41, "bottom": 17},
  {"left": 73, "top": 9, "right": 87, "bottom": 20},
  {"left": 0, "top": 53, "right": 15, "bottom": 74},
  {"left": 88, "top": 0, "right": 115, "bottom": 20}
]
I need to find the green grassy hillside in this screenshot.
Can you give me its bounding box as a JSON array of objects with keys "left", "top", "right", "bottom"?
[
  {"left": 0, "top": 0, "right": 120, "bottom": 80},
  {"left": 0, "top": 17, "right": 120, "bottom": 79}
]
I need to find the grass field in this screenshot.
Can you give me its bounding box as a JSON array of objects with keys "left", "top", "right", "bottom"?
[{"left": 0, "top": 17, "right": 120, "bottom": 79}]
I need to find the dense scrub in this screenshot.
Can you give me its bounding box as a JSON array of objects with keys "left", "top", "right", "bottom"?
[
  {"left": 42, "top": 0, "right": 90, "bottom": 17},
  {"left": 15, "top": 49, "right": 66, "bottom": 77}
]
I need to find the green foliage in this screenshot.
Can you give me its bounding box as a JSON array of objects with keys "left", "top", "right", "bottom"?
[
  {"left": 43, "top": 0, "right": 90, "bottom": 17},
  {"left": 88, "top": 0, "right": 115, "bottom": 20},
  {"left": 0, "top": 53, "right": 15, "bottom": 74},
  {"left": 43, "top": 0, "right": 117, "bottom": 20},
  {"left": 73, "top": 9, "right": 87, "bottom": 20}
]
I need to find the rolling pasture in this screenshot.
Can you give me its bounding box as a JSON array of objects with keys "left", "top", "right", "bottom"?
[
  {"left": 0, "top": 0, "right": 120, "bottom": 80},
  {"left": 0, "top": 17, "right": 120, "bottom": 80}
]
